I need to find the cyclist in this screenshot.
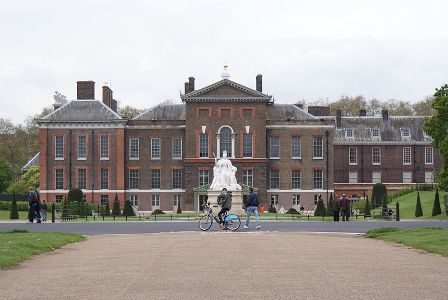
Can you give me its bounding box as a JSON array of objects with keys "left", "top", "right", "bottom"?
[{"left": 217, "top": 188, "right": 232, "bottom": 229}]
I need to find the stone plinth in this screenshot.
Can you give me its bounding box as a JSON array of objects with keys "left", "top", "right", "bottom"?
[{"left": 206, "top": 190, "right": 244, "bottom": 216}]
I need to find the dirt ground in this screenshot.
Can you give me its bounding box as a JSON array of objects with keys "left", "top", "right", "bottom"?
[{"left": 1, "top": 232, "right": 447, "bottom": 299}]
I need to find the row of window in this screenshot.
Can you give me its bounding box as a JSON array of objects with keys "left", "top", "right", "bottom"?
[
  {"left": 344, "top": 128, "right": 421, "bottom": 139},
  {"left": 347, "top": 171, "right": 434, "bottom": 184},
  {"left": 348, "top": 147, "right": 434, "bottom": 166},
  {"left": 129, "top": 138, "right": 182, "bottom": 160},
  {"left": 269, "top": 137, "right": 323, "bottom": 159},
  {"left": 270, "top": 170, "right": 323, "bottom": 190}
]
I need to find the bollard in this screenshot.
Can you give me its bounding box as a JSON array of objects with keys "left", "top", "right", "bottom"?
[
  {"left": 171, "top": 215, "right": 173, "bottom": 221},
  {"left": 396, "top": 202, "right": 400, "bottom": 221},
  {"left": 307, "top": 214, "right": 310, "bottom": 220},
  {"left": 126, "top": 215, "right": 128, "bottom": 221},
  {"left": 113, "top": 215, "right": 116, "bottom": 221},
  {"left": 52, "top": 203, "right": 56, "bottom": 223},
  {"left": 94, "top": 214, "right": 96, "bottom": 221},
  {"left": 139, "top": 214, "right": 141, "bottom": 221},
  {"left": 154, "top": 214, "right": 157, "bottom": 221},
  {"left": 85, "top": 215, "right": 87, "bottom": 221}
]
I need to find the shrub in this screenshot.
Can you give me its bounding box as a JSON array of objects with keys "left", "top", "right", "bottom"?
[
  {"left": 286, "top": 207, "right": 299, "bottom": 214},
  {"left": 326, "top": 193, "right": 334, "bottom": 216},
  {"left": 67, "top": 188, "right": 83, "bottom": 202},
  {"left": 61, "top": 197, "right": 70, "bottom": 219},
  {"left": 176, "top": 201, "right": 182, "bottom": 214},
  {"left": 268, "top": 204, "right": 277, "bottom": 213},
  {"left": 432, "top": 188, "right": 442, "bottom": 216},
  {"left": 122, "top": 200, "right": 135, "bottom": 216},
  {"left": 372, "top": 183, "right": 388, "bottom": 208},
  {"left": 9, "top": 198, "right": 19, "bottom": 219},
  {"left": 314, "top": 197, "right": 326, "bottom": 217},
  {"left": 151, "top": 209, "right": 165, "bottom": 215},
  {"left": 103, "top": 201, "right": 111, "bottom": 216},
  {"left": 415, "top": 192, "right": 423, "bottom": 217},
  {"left": 364, "top": 196, "right": 371, "bottom": 216},
  {"left": 0, "top": 201, "right": 29, "bottom": 211},
  {"left": 111, "top": 194, "right": 121, "bottom": 216}
]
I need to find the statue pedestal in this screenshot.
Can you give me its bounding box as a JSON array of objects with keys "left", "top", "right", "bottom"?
[{"left": 206, "top": 190, "right": 244, "bottom": 216}]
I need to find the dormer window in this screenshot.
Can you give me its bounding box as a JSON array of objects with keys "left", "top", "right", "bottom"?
[
  {"left": 423, "top": 130, "right": 430, "bottom": 139},
  {"left": 371, "top": 128, "right": 380, "bottom": 138},
  {"left": 401, "top": 128, "right": 411, "bottom": 138},
  {"left": 345, "top": 128, "right": 354, "bottom": 138}
]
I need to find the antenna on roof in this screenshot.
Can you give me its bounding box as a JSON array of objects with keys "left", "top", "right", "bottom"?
[{"left": 221, "top": 62, "right": 230, "bottom": 79}]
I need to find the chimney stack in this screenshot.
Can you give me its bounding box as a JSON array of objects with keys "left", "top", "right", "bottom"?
[
  {"left": 77, "top": 81, "right": 95, "bottom": 100},
  {"left": 336, "top": 109, "right": 342, "bottom": 129},
  {"left": 382, "top": 109, "right": 389, "bottom": 122},
  {"left": 53, "top": 103, "right": 62, "bottom": 111},
  {"left": 184, "top": 82, "right": 190, "bottom": 94},
  {"left": 359, "top": 109, "right": 367, "bottom": 116},
  {"left": 102, "top": 86, "right": 113, "bottom": 108},
  {"left": 188, "top": 77, "right": 195, "bottom": 92},
  {"left": 256, "top": 74, "right": 262, "bottom": 92},
  {"left": 111, "top": 99, "right": 118, "bottom": 113}
]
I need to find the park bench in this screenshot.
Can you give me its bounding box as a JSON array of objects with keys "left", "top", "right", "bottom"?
[{"left": 372, "top": 207, "right": 396, "bottom": 221}]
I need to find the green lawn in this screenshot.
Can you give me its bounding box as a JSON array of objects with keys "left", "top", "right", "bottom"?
[
  {"left": 390, "top": 191, "right": 447, "bottom": 220},
  {"left": 366, "top": 227, "right": 448, "bottom": 257},
  {"left": 0, "top": 210, "right": 53, "bottom": 221},
  {"left": 0, "top": 230, "right": 85, "bottom": 269}
]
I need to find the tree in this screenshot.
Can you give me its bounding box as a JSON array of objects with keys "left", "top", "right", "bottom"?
[
  {"left": 104, "top": 200, "right": 111, "bottom": 216},
  {"left": 6, "top": 166, "right": 40, "bottom": 194},
  {"left": 372, "top": 183, "right": 388, "bottom": 208},
  {"left": 314, "top": 197, "right": 326, "bottom": 217},
  {"left": 415, "top": 192, "right": 423, "bottom": 217},
  {"left": 61, "top": 197, "right": 69, "bottom": 220},
  {"left": 112, "top": 194, "right": 121, "bottom": 216},
  {"left": 364, "top": 196, "right": 371, "bottom": 216},
  {"left": 176, "top": 200, "right": 182, "bottom": 214},
  {"left": 432, "top": 188, "right": 442, "bottom": 216},
  {"left": 118, "top": 105, "right": 144, "bottom": 119},
  {"left": 122, "top": 200, "right": 135, "bottom": 216},
  {"left": 384, "top": 99, "right": 414, "bottom": 116},
  {"left": 0, "top": 159, "right": 14, "bottom": 193},
  {"left": 425, "top": 84, "right": 448, "bottom": 189},
  {"left": 67, "top": 188, "right": 83, "bottom": 202},
  {"left": 413, "top": 96, "right": 435, "bottom": 116},
  {"left": 329, "top": 95, "right": 368, "bottom": 116},
  {"left": 10, "top": 198, "right": 19, "bottom": 219},
  {"left": 326, "top": 193, "right": 334, "bottom": 216}
]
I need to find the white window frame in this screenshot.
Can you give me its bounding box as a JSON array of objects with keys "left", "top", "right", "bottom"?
[
  {"left": 243, "top": 169, "right": 253, "bottom": 187},
  {"left": 348, "top": 147, "right": 357, "bottom": 165},
  {"left": 269, "top": 137, "right": 280, "bottom": 159},
  {"left": 130, "top": 195, "right": 138, "bottom": 207},
  {"left": 172, "top": 138, "right": 182, "bottom": 160},
  {"left": 425, "top": 147, "right": 433, "bottom": 165},
  {"left": 291, "top": 136, "right": 301, "bottom": 159},
  {"left": 345, "top": 128, "right": 354, "bottom": 138},
  {"left": 242, "top": 133, "right": 253, "bottom": 158},
  {"left": 199, "top": 169, "right": 209, "bottom": 187},
  {"left": 401, "top": 128, "right": 411, "bottom": 138},
  {"left": 173, "top": 194, "right": 181, "bottom": 207},
  {"left": 371, "top": 128, "right": 380, "bottom": 139},
  {"left": 372, "top": 147, "right": 381, "bottom": 165},
  {"left": 151, "top": 169, "right": 161, "bottom": 189},
  {"left": 291, "top": 170, "right": 301, "bottom": 189},
  {"left": 372, "top": 172, "right": 381, "bottom": 184},
  {"left": 270, "top": 170, "right": 280, "bottom": 189},
  {"left": 55, "top": 169, "right": 64, "bottom": 190},
  {"left": 78, "top": 168, "right": 87, "bottom": 190},
  {"left": 403, "top": 147, "right": 412, "bottom": 165},
  {"left": 313, "top": 170, "right": 323, "bottom": 189},
  {"left": 172, "top": 169, "right": 183, "bottom": 189},
  {"left": 425, "top": 172, "right": 434, "bottom": 184},
  {"left": 129, "top": 138, "right": 139, "bottom": 160},
  {"left": 151, "top": 138, "right": 161, "bottom": 159},
  {"left": 77, "top": 136, "right": 86, "bottom": 160},
  {"left": 100, "top": 169, "right": 109, "bottom": 190},
  {"left": 349, "top": 171, "right": 358, "bottom": 183},
  {"left": 100, "top": 135, "right": 109, "bottom": 160},
  {"left": 129, "top": 169, "right": 139, "bottom": 190},
  {"left": 55, "top": 136, "right": 64, "bottom": 160},
  {"left": 292, "top": 195, "right": 301, "bottom": 207},
  {"left": 151, "top": 194, "right": 160, "bottom": 209},
  {"left": 100, "top": 195, "right": 109, "bottom": 205},
  {"left": 402, "top": 171, "right": 412, "bottom": 183},
  {"left": 199, "top": 133, "right": 209, "bottom": 158},
  {"left": 313, "top": 137, "right": 323, "bottom": 159}
]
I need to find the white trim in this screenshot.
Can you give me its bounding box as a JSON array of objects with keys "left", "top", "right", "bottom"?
[
  {"left": 335, "top": 141, "right": 432, "bottom": 145},
  {"left": 100, "top": 158, "right": 109, "bottom": 161},
  {"left": 291, "top": 157, "right": 302, "bottom": 160},
  {"left": 266, "top": 125, "right": 334, "bottom": 129},
  {"left": 77, "top": 158, "right": 87, "bottom": 161},
  {"left": 313, "top": 157, "right": 323, "bottom": 160},
  {"left": 40, "top": 122, "right": 126, "bottom": 129},
  {"left": 127, "top": 125, "right": 186, "bottom": 129},
  {"left": 129, "top": 137, "right": 140, "bottom": 160},
  {"left": 151, "top": 138, "right": 161, "bottom": 159},
  {"left": 40, "top": 189, "right": 186, "bottom": 193},
  {"left": 267, "top": 189, "right": 335, "bottom": 193}
]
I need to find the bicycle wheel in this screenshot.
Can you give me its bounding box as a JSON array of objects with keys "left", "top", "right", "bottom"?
[
  {"left": 199, "top": 215, "right": 213, "bottom": 231},
  {"left": 225, "top": 216, "right": 241, "bottom": 231}
]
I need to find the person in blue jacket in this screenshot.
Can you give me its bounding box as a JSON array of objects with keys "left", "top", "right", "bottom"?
[{"left": 244, "top": 187, "right": 261, "bottom": 229}]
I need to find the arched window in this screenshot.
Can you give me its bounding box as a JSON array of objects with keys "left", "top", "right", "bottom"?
[{"left": 219, "top": 127, "right": 232, "bottom": 157}]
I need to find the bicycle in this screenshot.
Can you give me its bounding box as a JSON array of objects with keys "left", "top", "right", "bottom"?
[{"left": 199, "top": 202, "right": 241, "bottom": 231}]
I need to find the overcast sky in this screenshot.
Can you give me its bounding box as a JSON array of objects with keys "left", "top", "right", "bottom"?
[{"left": 1, "top": 0, "right": 447, "bottom": 123}]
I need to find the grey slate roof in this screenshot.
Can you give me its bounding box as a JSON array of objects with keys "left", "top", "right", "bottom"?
[
  {"left": 134, "top": 104, "right": 186, "bottom": 120},
  {"left": 267, "top": 104, "right": 316, "bottom": 120},
  {"left": 40, "top": 100, "right": 122, "bottom": 122},
  {"left": 335, "top": 116, "right": 432, "bottom": 144}
]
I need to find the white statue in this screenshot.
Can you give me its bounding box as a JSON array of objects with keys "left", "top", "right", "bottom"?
[{"left": 210, "top": 150, "right": 241, "bottom": 190}]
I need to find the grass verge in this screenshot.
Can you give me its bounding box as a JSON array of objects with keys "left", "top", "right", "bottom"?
[
  {"left": 0, "top": 230, "right": 85, "bottom": 269},
  {"left": 366, "top": 227, "right": 448, "bottom": 257}
]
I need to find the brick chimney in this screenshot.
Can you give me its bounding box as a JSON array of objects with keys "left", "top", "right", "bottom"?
[
  {"left": 382, "top": 109, "right": 389, "bottom": 122},
  {"left": 184, "top": 82, "right": 190, "bottom": 94},
  {"left": 308, "top": 106, "right": 330, "bottom": 116},
  {"left": 188, "top": 77, "right": 195, "bottom": 92},
  {"left": 111, "top": 99, "right": 118, "bottom": 113},
  {"left": 256, "top": 74, "right": 262, "bottom": 92},
  {"left": 77, "top": 81, "right": 95, "bottom": 100},
  {"left": 336, "top": 109, "right": 342, "bottom": 129},
  {"left": 102, "top": 86, "right": 113, "bottom": 108},
  {"left": 359, "top": 109, "right": 367, "bottom": 116}
]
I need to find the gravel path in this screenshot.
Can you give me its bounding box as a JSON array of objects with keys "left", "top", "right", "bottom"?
[{"left": 1, "top": 232, "right": 447, "bottom": 299}]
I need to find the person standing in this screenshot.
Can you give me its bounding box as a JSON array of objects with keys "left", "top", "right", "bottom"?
[
  {"left": 217, "top": 188, "right": 232, "bottom": 229},
  {"left": 340, "top": 194, "right": 350, "bottom": 222},
  {"left": 333, "top": 196, "right": 340, "bottom": 222},
  {"left": 27, "top": 187, "right": 41, "bottom": 223},
  {"left": 40, "top": 200, "right": 48, "bottom": 222},
  {"left": 244, "top": 187, "right": 261, "bottom": 229}
]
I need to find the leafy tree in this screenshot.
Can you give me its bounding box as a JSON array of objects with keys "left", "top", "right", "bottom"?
[
  {"left": 425, "top": 84, "right": 448, "bottom": 189},
  {"left": 67, "top": 188, "right": 83, "bottom": 202},
  {"left": 314, "top": 197, "right": 326, "bottom": 217},
  {"left": 10, "top": 198, "right": 19, "bottom": 219},
  {"left": 432, "top": 188, "right": 442, "bottom": 216},
  {"left": 6, "top": 166, "right": 39, "bottom": 194},
  {"left": 122, "top": 199, "right": 135, "bottom": 216},
  {"left": 415, "top": 192, "right": 423, "bottom": 217},
  {"left": 0, "top": 159, "right": 14, "bottom": 193},
  {"left": 326, "top": 193, "right": 334, "bottom": 216},
  {"left": 329, "top": 95, "right": 368, "bottom": 116},
  {"left": 364, "top": 196, "right": 371, "bottom": 216},
  {"left": 384, "top": 99, "right": 414, "bottom": 116},
  {"left": 118, "top": 105, "right": 144, "bottom": 119},
  {"left": 372, "top": 183, "right": 388, "bottom": 208},
  {"left": 112, "top": 194, "right": 121, "bottom": 216}
]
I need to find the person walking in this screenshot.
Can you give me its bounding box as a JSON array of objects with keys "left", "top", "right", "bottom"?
[
  {"left": 333, "top": 196, "right": 340, "bottom": 222},
  {"left": 40, "top": 200, "right": 48, "bottom": 222},
  {"left": 27, "top": 187, "right": 41, "bottom": 223},
  {"left": 340, "top": 194, "right": 350, "bottom": 222},
  {"left": 244, "top": 187, "right": 261, "bottom": 229},
  {"left": 217, "top": 188, "right": 232, "bottom": 230}
]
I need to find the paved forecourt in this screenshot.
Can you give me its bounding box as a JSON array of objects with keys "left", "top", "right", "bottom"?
[
  {"left": 1, "top": 232, "right": 447, "bottom": 299},
  {"left": 0, "top": 220, "right": 447, "bottom": 235}
]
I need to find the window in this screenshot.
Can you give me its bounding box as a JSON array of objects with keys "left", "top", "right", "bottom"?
[
  {"left": 100, "top": 195, "right": 109, "bottom": 205},
  {"left": 151, "top": 169, "right": 161, "bottom": 189},
  {"left": 403, "top": 147, "right": 411, "bottom": 165},
  {"left": 172, "top": 169, "right": 183, "bottom": 189},
  {"left": 173, "top": 194, "right": 181, "bottom": 208},
  {"left": 291, "top": 170, "right": 301, "bottom": 189},
  {"left": 100, "top": 169, "right": 109, "bottom": 189},
  {"left": 372, "top": 147, "right": 381, "bottom": 165},
  {"left": 219, "top": 127, "right": 232, "bottom": 157},
  {"left": 349, "top": 147, "right": 357, "bottom": 165},
  {"left": 372, "top": 172, "right": 381, "bottom": 183},
  {"left": 313, "top": 137, "right": 323, "bottom": 159},
  {"left": 313, "top": 170, "right": 323, "bottom": 189},
  {"left": 292, "top": 195, "right": 300, "bottom": 207},
  {"left": 242, "top": 108, "right": 253, "bottom": 118},
  {"left": 401, "top": 128, "right": 411, "bottom": 138},
  {"left": 291, "top": 137, "right": 301, "bottom": 158},
  {"left": 425, "top": 172, "right": 434, "bottom": 184},
  {"left": 55, "top": 136, "right": 64, "bottom": 159},
  {"left": 100, "top": 136, "right": 109, "bottom": 159},
  {"left": 345, "top": 128, "right": 354, "bottom": 138},
  {"left": 151, "top": 194, "right": 160, "bottom": 208},
  {"left": 130, "top": 195, "right": 138, "bottom": 207},
  {"left": 129, "top": 138, "right": 139, "bottom": 159},
  {"left": 199, "top": 170, "right": 209, "bottom": 186},
  {"left": 403, "top": 172, "right": 412, "bottom": 183},
  {"left": 371, "top": 128, "right": 380, "bottom": 138},
  {"left": 243, "top": 169, "right": 253, "bottom": 187},
  {"left": 82, "top": 194, "right": 87, "bottom": 202},
  {"left": 270, "top": 137, "right": 280, "bottom": 158},
  {"left": 78, "top": 169, "right": 86, "bottom": 189},
  {"left": 77, "top": 136, "right": 86, "bottom": 159},
  {"left": 270, "top": 195, "right": 279, "bottom": 207},
  {"left": 55, "top": 169, "right": 64, "bottom": 190},
  {"left": 425, "top": 147, "right": 433, "bottom": 164},
  {"left": 243, "top": 134, "right": 253, "bottom": 157},
  {"left": 55, "top": 195, "right": 64, "bottom": 203},
  {"left": 151, "top": 138, "right": 161, "bottom": 159},
  {"left": 199, "top": 108, "right": 209, "bottom": 118},
  {"left": 172, "top": 138, "right": 182, "bottom": 159},
  {"left": 129, "top": 169, "right": 139, "bottom": 189},
  {"left": 199, "top": 134, "right": 208, "bottom": 158},
  {"left": 349, "top": 171, "right": 358, "bottom": 183},
  {"left": 220, "top": 108, "right": 231, "bottom": 118},
  {"left": 270, "top": 170, "right": 279, "bottom": 189}
]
